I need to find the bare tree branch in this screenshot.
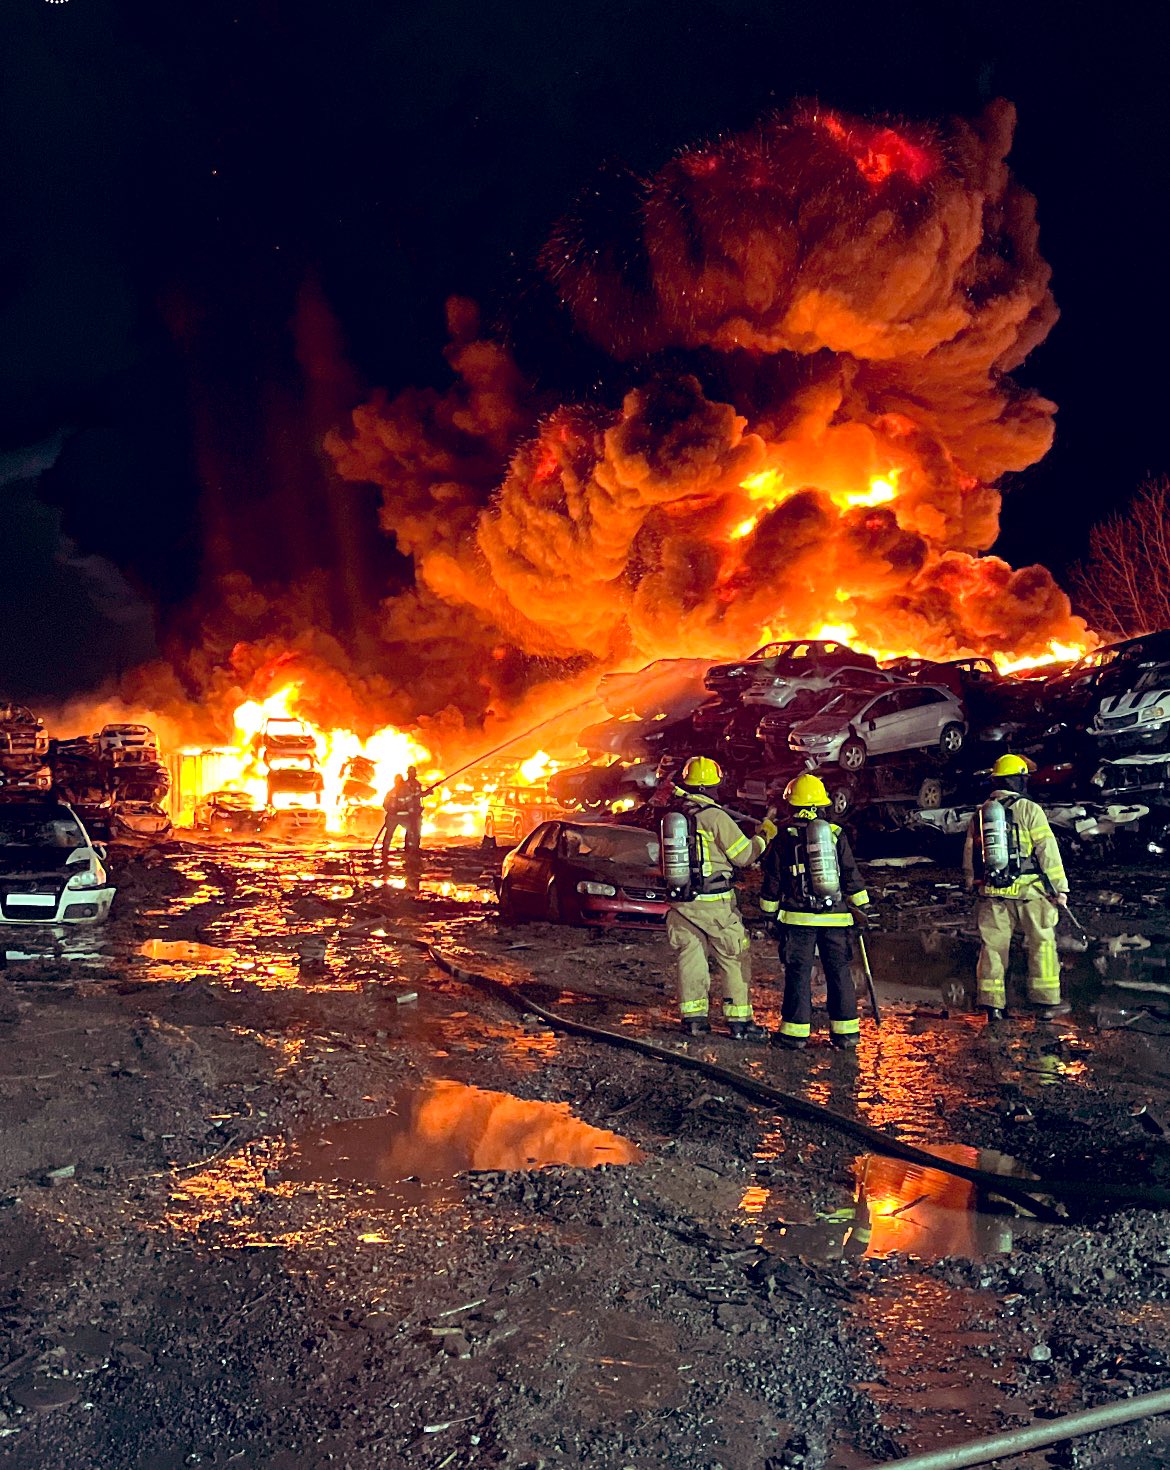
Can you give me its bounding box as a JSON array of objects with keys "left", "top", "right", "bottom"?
[{"left": 1070, "top": 476, "right": 1170, "bottom": 637}]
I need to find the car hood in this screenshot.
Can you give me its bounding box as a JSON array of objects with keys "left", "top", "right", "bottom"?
[
  {"left": 563, "top": 857, "right": 666, "bottom": 892},
  {"left": 790, "top": 715, "right": 850, "bottom": 737},
  {"left": 0, "top": 846, "right": 78, "bottom": 876},
  {"left": 1098, "top": 690, "right": 1170, "bottom": 720}
]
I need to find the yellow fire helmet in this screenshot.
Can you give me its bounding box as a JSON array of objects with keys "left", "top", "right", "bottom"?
[
  {"left": 681, "top": 755, "right": 722, "bottom": 787},
  {"left": 783, "top": 772, "right": 831, "bottom": 808},
  {"left": 990, "top": 753, "right": 1032, "bottom": 777}
]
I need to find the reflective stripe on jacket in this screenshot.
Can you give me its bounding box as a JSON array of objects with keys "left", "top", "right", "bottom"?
[
  {"left": 759, "top": 813, "right": 869, "bottom": 927},
  {"left": 962, "top": 790, "right": 1068, "bottom": 899}
]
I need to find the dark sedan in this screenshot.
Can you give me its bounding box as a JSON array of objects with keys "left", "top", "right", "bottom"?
[{"left": 498, "top": 821, "right": 669, "bottom": 927}]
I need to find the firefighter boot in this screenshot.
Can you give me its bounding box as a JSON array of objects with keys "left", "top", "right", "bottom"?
[
  {"left": 681, "top": 1017, "right": 711, "bottom": 1037},
  {"left": 727, "top": 1019, "right": 768, "bottom": 1044},
  {"left": 980, "top": 1005, "right": 1005, "bottom": 1023},
  {"left": 830, "top": 1033, "right": 859, "bottom": 1051},
  {"left": 1033, "top": 1001, "right": 1071, "bottom": 1020}
]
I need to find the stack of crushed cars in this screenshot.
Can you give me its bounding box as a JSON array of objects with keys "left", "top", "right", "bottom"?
[
  {"left": 50, "top": 723, "right": 172, "bottom": 846},
  {"left": 0, "top": 704, "right": 52, "bottom": 795}
]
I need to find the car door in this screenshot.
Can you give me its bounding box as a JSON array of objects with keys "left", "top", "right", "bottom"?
[
  {"left": 893, "top": 686, "right": 952, "bottom": 748},
  {"left": 506, "top": 823, "right": 560, "bottom": 913},
  {"left": 856, "top": 691, "right": 903, "bottom": 754}
]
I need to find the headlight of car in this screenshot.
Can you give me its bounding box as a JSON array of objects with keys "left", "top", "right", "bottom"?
[
  {"left": 1142, "top": 705, "right": 1168, "bottom": 722},
  {"left": 577, "top": 881, "right": 617, "bottom": 897},
  {"left": 66, "top": 860, "right": 105, "bottom": 891}
]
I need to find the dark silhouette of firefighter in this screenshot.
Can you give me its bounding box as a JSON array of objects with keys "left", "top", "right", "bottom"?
[
  {"left": 658, "top": 756, "right": 776, "bottom": 1041},
  {"left": 400, "top": 766, "right": 424, "bottom": 853},
  {"left": 380, "top": 776, "right": 404, "bottom": 864},
  {"left": 759, "top": 773, "right": 870, "bottom": 1049},
  {"left": 963, "top": 753, "right": 1069, "bottom": 1020}
]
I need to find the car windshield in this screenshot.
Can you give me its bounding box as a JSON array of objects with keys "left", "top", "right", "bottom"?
[
  {"left": 0, "top": 804, "right": 85, "bottom": 849},
  {"left": 1134, "top": 663, "right": 1170, "bottom": 693},
  {"left": 815, "top": 690, "right": 873, "bottom": 720},
  {"left": 561, "top": 825, "right": 660, "bottom": 866}
]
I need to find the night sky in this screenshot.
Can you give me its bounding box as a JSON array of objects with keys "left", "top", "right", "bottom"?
[{"left": 2, "top": 0, "right": 1167, "bottom": 700}]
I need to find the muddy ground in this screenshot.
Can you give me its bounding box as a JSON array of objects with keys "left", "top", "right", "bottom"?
[{"left": 4, "top": 840, "right": 1170, "bottom": 1468}]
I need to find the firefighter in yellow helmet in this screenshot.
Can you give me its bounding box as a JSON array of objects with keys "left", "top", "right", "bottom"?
[
  {"left": 963, "top": 753, "right": 1070, "bottom": 1021},
  {"left": 759, "top": 772, "right": 870, "bottom": 1049},
  {"left": 663, "top": 756, "right": 777, "bottom": 1041}
]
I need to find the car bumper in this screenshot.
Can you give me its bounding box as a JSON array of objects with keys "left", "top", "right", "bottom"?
[
  {"left": 789, "top": 739, "right": 842, "bottom": 760},
  {"left": 0, "top": 885, "right": 115, "bottom": 924},
  {"left": 1091, "top": 726, "right": 1170, "bottom": 757},
  {"left": 577, "top": 895, "right": 669, "bottom": 928}
]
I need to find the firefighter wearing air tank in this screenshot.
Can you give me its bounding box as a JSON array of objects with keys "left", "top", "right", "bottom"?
[
  {"left": 759, "top": 773, "right": 870, "bottom": 1049},
  {"left": 659, "top": 756, "right": 777, "bottom": 1041},
  {"left": 963, "top": 753, "right": 1069, "bottom": 1019}
]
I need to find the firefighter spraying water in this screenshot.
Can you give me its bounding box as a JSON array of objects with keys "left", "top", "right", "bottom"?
[
  {"left": 658, "top": 756, "right": 776, "bottom": 1041},
  {"left": 963, "top": 753, "right": 1070, "bottom": 1020}
]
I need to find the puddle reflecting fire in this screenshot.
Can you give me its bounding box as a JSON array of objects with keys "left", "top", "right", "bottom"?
[
  {"left": 285, "top": 1078, "right": 644, "bottom": 1188},
  {"left": 161, "top": 1079, "right": 642, "bottom": 1249},
  {"left": 750, "top": 1142, "right": 1040, "bottom": 1263}
]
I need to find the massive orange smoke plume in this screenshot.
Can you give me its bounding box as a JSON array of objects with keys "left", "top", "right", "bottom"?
[{"left": 329, "top": 98, "right": 1085, "bottom": 715}]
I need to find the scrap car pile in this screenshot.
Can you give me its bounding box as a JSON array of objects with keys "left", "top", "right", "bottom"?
[
  {"left": 0, "top": 707, "right": 172, "bottom": 847},
  {"left": 563, "top": 633, "right": 1170, "bottom": 860}
]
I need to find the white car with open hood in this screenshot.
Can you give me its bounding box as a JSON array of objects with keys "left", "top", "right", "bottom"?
[{"left": 0, "top": 798, "right": 115, "bottom": 924}]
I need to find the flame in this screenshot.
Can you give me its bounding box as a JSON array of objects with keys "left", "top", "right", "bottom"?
[{"left": 993, "top": 640, "right": 1086, "bottom": 675}]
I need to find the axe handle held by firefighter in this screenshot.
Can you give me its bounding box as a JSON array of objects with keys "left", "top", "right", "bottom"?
[{"left": 852, "top": 906, "right": 882, "bottom": 1026}]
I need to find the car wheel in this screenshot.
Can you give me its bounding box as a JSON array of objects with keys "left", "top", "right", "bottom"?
[
  {"left": 917, "top": 776, "right": 943, "bottom": 810},
  {"left": 498, "top": 879, "right": 519, "bottom": 923},
  {"left": 939, "top": 723, "right": 965, "bottom": 757},
  {"left": 545, "top": 882, "right": 563, "bottom": 923},
  {"left": 839, "top": 738, "right": 867, "bottom": 772},
  {"left": 829, "top": 786, "right": 851, "bottom": 817}
]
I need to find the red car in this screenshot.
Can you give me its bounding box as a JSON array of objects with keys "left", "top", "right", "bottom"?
[{"left": 497, "top": 821, "right": 669, "bottom": 927}]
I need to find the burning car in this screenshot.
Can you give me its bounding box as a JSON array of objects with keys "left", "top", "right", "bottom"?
[
  {"left": 704, "top": 639, "right": 878, "bottom": 698},
  {"left": 192, "top": 789, "right": 265, "bottom": 835},
  {"left": 788, "top": 684, "right": 966, "bottom": 771},
  {"left": 258, "top": 716, "right": 318, "bottom": 765},
  {"left": 109, "top": 801, "right": 174, "bottom": 845},
  {"left": 97, "top": 723, "right": 160, "bottom": 765},
  {"left": 497, "top": 821, "right": 669, "bottom": 927},
  {"left": 550, "top": 758, "right": 663, "bottom": 812},
  {"left": 0, "top": 798, "right": 115, "bottom": 924},
  {"left": 740, "top": 659, "right": 892, "bottom": 712}
]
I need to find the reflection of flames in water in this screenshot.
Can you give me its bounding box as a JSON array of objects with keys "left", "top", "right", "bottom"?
[
  {"left": 162, "top": 1080, "right": 642, "bottom": 1247},
  {"left": 857, "top": 1144, "right": 1035, "bottom": 1260}
]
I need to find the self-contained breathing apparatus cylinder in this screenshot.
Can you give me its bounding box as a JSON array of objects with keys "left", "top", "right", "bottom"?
[
  {"left": 804, "top": 818, "right": 841, "bottom": 906},
  {"left": 977, "top": 798, "right": 1013, "bottom": 882},
  {"left": 660, "top": 810, "right": 692, "bottom": 901}
]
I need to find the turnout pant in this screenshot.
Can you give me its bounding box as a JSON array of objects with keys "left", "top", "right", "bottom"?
[
  {"left": 380, "top": 821, "right": 401, "bottom": 861},
  {"left": 975, "top": 895, "right": 1061, "bottom": 1008},
  {"left": 403, "top": 817, "right": 422, "bottom": 853},
  {"left": 666, "top": 894, "right": 753, "bottom": 1022},
  {"left": 778, "top": 925, "right": 859, "bottom": 1042}
]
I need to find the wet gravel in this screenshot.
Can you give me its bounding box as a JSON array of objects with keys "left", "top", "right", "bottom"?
[{"left": 3, "top": 838, "right": 1170, "bottom": 1467}]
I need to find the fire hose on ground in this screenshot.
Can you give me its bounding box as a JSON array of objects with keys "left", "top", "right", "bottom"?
[
  {"left": 418, "top": 940, "right": 1170, "bottom": 1466},
  {"left": 420, "top": 941, "right": 1170, "bottom": 1215}
]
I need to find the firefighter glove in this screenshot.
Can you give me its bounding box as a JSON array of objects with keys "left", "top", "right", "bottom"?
[{"left": 757, "top": 816, "right": 778, "bottom": 844}]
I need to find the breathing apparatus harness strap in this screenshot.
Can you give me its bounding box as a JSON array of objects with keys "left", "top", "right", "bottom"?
[
  {"left": 980, "top": 792, "right": 1044, "bottom": 895},
  {"left": 671, "top": 792, "right": 733, "bottom": 898}
]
